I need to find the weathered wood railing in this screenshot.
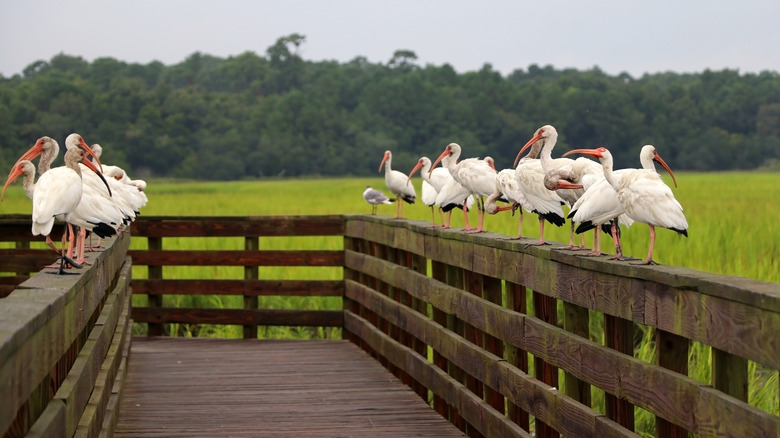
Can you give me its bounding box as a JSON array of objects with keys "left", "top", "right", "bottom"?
[
  {"left": 2, "top": 214, "right": 778, "bottom": 438},
  {"left": 0, "top": 218, "right": 131, "bottom": 438},
  {"left": 127, "top": 215, "right": 345, "bottom": 338},
  {"left": 342, "top": 216, "right": 779, "bottom": 438}
]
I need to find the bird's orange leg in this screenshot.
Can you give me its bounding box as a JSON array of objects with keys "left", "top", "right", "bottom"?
[
  {"left": 75, "top": 227, "right": 91, "bottom": 265},
  {"left": 526, "top": 217, "right": 550, "bottom": 246},
  {"left": 633, "top": 225, "right": 658, "bottom": 265},
  {"left": 503, "top": 207, "right": 525, "bottom": 240},
  {"left": 608, "top": 220, "right": 635, "bottom": 261},
  {"left": 462, "top": 200, "right": 473, "bottom": 231},
  {"left": 440, "top": 211, "right": 452, "bottom": 229},
  {"left": 555, "top": 222, "right": 581, "bottom": 250}
]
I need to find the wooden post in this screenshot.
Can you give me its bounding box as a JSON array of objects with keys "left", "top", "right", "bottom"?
[
  {"left": 655, "top": 329, "right": 689, "bottom": 437},
  {"left": 533, "top": 291, "right": 560, "bottom": 438},
  {"left": 505, "top": 282, "right": 529, "bottom": 432},
  {"left": 431, "top": 260, "right": 450, "bottom": 419},
  {"left": 563, "top": 302, "right": 591, "bottom": 406},
  {"left": 410, "top": 252, "right": 430, "bottom": 401},
  {"left": 147, "top": 236, "right": 163, "bottom": 336},
  {"left": 712, "top": 347, "right": 748, "bottom": 401},
  {"left": 243, "top": 236, "right": 259, "bottom": 339},
  {"left": 604, "top": 315, "right": 635, "bottom": 431},
  {"left": 14, "top": 240, "right": 29, "bottom": 277},
  {"left": 482, "top": 276, "right": 505, "bottom": 413}
]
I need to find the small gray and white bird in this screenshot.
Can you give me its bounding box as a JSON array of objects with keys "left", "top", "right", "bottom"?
[{"left": 363, "top": 185, "right": 395, "bottom": 215}]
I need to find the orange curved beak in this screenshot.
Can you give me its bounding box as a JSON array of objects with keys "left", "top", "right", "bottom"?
[
  {"left": 430, "top": 147, "right": 451, "bottom": 177},
  {"left": 79, "top": 154, "right": 112, "bottom": 197},
  {"left": 407, "top": 160, "right": 424, "bottom": 184},
  {"left": 562, "top": 148, "right": 603, "bottom": 159},
  {"left": 514, "top": 132, "right": 544, "bottom": 167},
  {"left": 1, "top": 163, "right": 25, "bottom": 202},
  {"left": 653, "top": 151, "right": 678, "bottom": 188},
  {"left": 14, "top": 138, "right": 45, "bottom": 165},
  {"left": 76, "top": 136, "right": 104, "bottom": 173},
  {"left": 551, "top": 180, "right": 583, "bottom": 190}
]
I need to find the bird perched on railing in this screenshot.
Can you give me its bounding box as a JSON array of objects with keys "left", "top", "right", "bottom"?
[
  {"left": 378, "top": 150, "right": 416, "bottom": 219},
  {"left": 562, "top": 146, "right": 687, "bottom": 265},
  {"left": 362, "top": 186, "right": 394, "bottom": 215}
]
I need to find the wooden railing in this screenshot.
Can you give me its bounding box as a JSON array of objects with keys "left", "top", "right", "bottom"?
[
  {"left": 127, "top": 215, "right": 345, "bottom": 338},
  {"left": 2, "top": 214, "right": 778, "bottom": 438},
  {"left": 342, "top": 216, "right": 779, "bottom": 438},
  {"left": 0, "top": 218, "right": 131, "bottom": 438}
]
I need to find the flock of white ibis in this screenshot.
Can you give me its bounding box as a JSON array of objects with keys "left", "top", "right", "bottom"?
[
  {"left": 2, "top": 134, "right": 148, "bottom": 274},
  {"left": 367, "top": 124, "right": 688, "bottom": 265}
]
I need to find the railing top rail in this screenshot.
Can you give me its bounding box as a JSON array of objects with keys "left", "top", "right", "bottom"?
[
  {"left": 344, "top": 215, "right": 780, "bottom": 312},
  {"left": 129, "top": 214, "right": 345, "bottom": 237}
]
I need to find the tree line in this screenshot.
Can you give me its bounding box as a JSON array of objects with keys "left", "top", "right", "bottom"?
[{"left": 1, "top": 34, "right": 779, "bottom": 180}]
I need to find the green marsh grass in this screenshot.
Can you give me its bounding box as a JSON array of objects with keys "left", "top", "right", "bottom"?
[{"left": 2, "top": 172, "right": 778, "bottom": 427}]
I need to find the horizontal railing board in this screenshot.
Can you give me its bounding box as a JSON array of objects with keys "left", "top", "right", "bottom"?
[
  {"left": 345, "top": 250, "right": 779, "bottom": 436},
  {"left": 345, "top": 280, "right": 639, "bottom": 438},
  {"left": 128, "top": 249, "right": 344, "bottom": 267},
  {"left": 0, "top": 214, "right": 65, "bottom": 242},
  {"left": 131, "top": 307, "right": 343, "bottom": 327},
  {"left": 344, "top": 310, "right": 533, "bottom": 438},
  {"left": 130, "top": 279, "right": 343, "bottom": 296},
  {"left": 0, "top": 251, "right": 58, "bottom": 273},
  {"left": 130, "top": 215, "right": 344, "bottom": 237}
]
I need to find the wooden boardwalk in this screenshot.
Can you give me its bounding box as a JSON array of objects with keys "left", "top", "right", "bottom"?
[{"left": 116, "top": 338, "right": 465, "bottom": 437}]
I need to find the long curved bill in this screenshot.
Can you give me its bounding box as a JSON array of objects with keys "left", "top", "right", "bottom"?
[
  {"left": 553, "top": 181, "right": 584, "bottom": 190},
  {"left": 80, "top": 155, "right": 112, "bottom": 197},
  {"left": 429, "top": 147, "right": 450, "bottom": 177},
  {"left": 13, "top": 138, "right": 45, "bottom": 165},
  {"left": 1, "top": 163, "right": 25, "bottom": 201},
  {"left": 562, "top": 148, "right": 602, "bottom": 159},
  {"left": 653, "top": 151, "right": 678, "bottom": 188},
  {"left": 514, "top": 133, "right": 544, "bottom": 167},
  {"left": 407, "top": 161, "right": 424, "bottom": 185},
  {"left": 75, "top": 136, "right": 104, "bottom": 173}
]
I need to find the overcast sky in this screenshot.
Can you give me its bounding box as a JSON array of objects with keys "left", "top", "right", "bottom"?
[{"left": 1, "top": 0, "right": 778, "bottom": 79}]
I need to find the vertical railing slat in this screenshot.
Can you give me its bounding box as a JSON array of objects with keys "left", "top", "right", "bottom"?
[
  {"left": 505, "top": 282, "right": 530, "bottom": 432},
  {"left": 243, "top": 236, "right": 259, "bottom": 339},
  {"left": 146, "top": 236, "right": 163, "bottom": 336},
  {"left": 604, "top": 315, "right": 635, "bottom": 431},
  {"left": 533, "top": 291, "right": 560, "bottom": 438},
  {"left": 655, "top": 329, "right": 689, "bottom": 437}
]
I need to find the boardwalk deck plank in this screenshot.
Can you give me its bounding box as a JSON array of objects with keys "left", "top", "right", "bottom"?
[{"left": 116, "top": 338, "right": 465, "bottom": 437}]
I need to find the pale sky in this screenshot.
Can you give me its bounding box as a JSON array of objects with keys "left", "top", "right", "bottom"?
[{"left": 1, "top": 0, "right": 778, "bottom": 79}]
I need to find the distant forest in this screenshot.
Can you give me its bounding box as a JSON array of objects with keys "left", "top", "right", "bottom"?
[{"left": 2, "top": 34, "right": 779, "bottom": 180}]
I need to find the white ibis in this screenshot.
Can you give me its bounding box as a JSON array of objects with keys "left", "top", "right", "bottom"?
[
  {"left": 517, "top": 125, "right": 602, "bottom": 249},
  {"left": 561, "top": 145, "right": 668, "bottom": 260},
  {"left": 544, "top": 170, "right": 614, "bottom": 256},
  {"left": 363, "top": 185, "right": 394, "bottom": 215},
  {"left": 562, "top": 146, "right": 686, "bottom": 265},
  {"left": 492, "top": 167, "right": 528, "bottom": 238},
  {"left": 379, "top": 150, "right": 416, "bottom": 219},
  {"left": 431, "top": 143, "right": 497, "bottom": 233},
  {"left": 407, "top": 156, "right": 453, "bottom": 227},
  {"left": 512, "top": 138, "right": 566, "bottom": 245},
  {"left": 31, "top": 146, "right": 111, "bottom": 274},
  {"left": 433, "top": 177, "right": 476, "bottom": 229}
]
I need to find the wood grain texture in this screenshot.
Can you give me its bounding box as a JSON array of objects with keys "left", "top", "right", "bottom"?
[{"left": 115, "top": 337, "right": 466, "bottom": 438}]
